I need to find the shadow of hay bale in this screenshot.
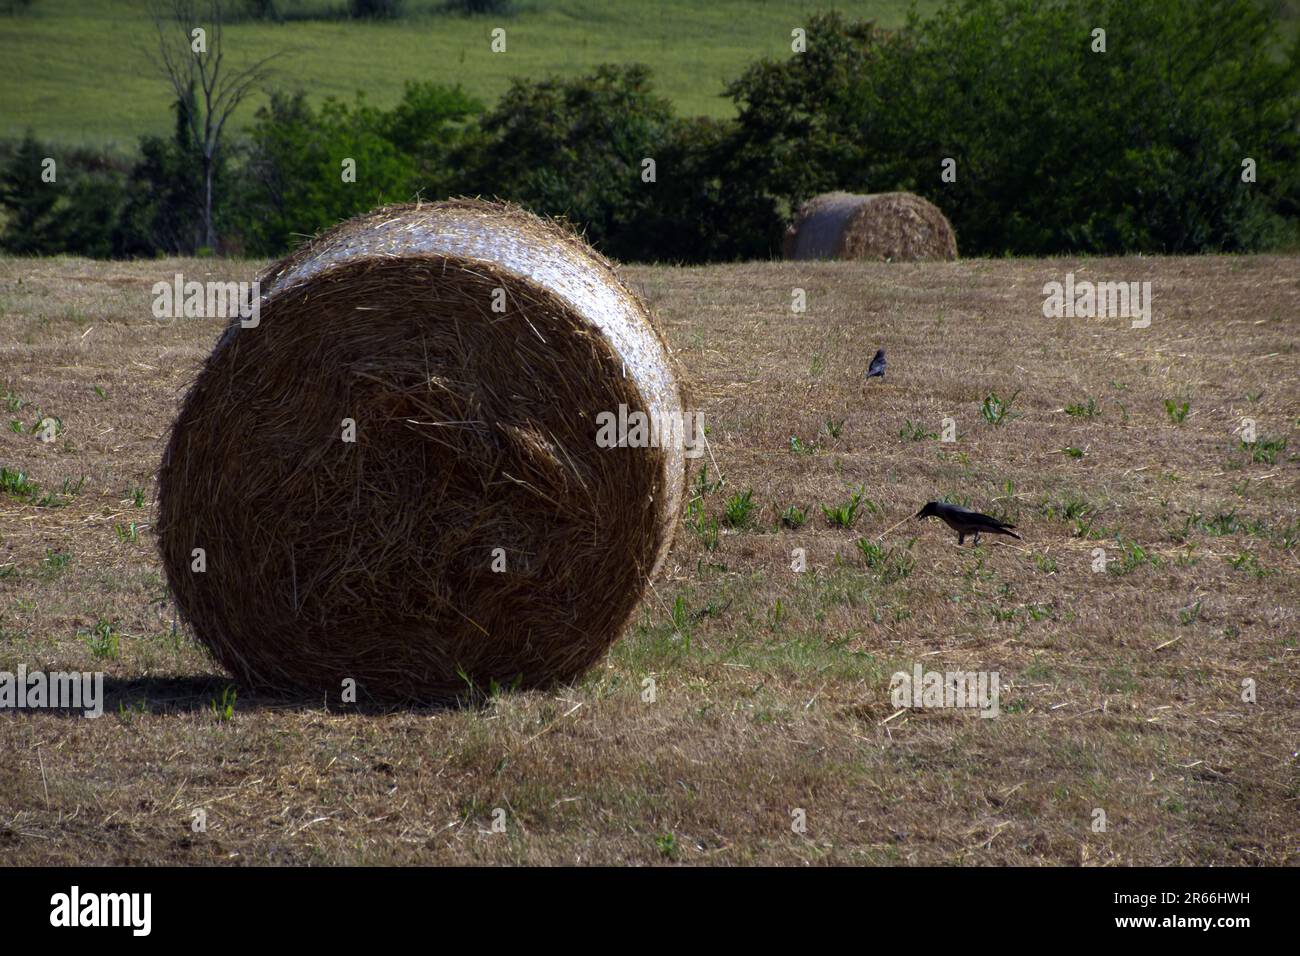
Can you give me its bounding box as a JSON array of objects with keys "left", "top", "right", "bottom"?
[
  {"left": 783, "top": 191, "right": 958, "bottom": 261},
  {"left": 93, "top": 676, "right": 473, "bottom": 716},
  {"left": 157, "top": 199, "right": 686, "bottom": 705}
]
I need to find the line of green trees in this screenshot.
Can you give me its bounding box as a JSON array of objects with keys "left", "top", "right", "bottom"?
[{"left": 2, "top": 0, "right": 1298, "bottom": 263}]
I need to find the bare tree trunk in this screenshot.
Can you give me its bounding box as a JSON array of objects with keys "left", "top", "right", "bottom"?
[
  {"left": 204, "top": 157, "right": 215, "bottom": 249},
  {"left": 148, "top": 0, "right": 282, "bottom": 252}
]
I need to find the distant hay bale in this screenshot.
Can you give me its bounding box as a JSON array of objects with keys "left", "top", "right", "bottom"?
[
  {"left": 782, "top": 191, "right": 958, "bottom": 262},
  {"left": 157, "top": 199, "right": 686, "bottom": 702}
]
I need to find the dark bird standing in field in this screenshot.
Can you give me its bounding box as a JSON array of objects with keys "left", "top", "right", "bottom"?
[
  {"left": 866, "top": 348, "right": 886, "bottom": 379},
  {"left": 915, "top": 501, "right": 1022, "bottom": 545}
]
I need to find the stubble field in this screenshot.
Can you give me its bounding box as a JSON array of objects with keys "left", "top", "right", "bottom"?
[{"left": 0, "top": 252, "right": 1296, "bottom": 864}]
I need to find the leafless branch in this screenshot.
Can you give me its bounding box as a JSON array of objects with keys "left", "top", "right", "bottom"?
[{"left": 144, "top": 0, "right": 288, "bottom": 249}]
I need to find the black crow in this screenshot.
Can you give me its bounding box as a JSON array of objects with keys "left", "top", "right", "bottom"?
[
  {"left": 866, "top": 348, "right": 886, "bottom": 379},
  {"left": 915, "top": 501, "right": 1021, "bottom": 545}
]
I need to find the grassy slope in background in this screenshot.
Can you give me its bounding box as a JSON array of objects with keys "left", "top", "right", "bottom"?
[{"left": 0, "top": 0, "right": 936, "bottom": 149}]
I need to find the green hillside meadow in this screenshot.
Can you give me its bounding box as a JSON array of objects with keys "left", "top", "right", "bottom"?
[{"left": 0, "top": 0, "right": 937, "bottom": 149}]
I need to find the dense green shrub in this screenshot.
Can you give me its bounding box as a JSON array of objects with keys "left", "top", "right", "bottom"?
[
  {"left": 625, "top": 116, "right": 782, "bottom": 263},
  {"left": 59, "top": 171, "right": 127, "bottom": 258},
  {"left": 0, "top": 134, "right": 62, "bottom": 255},
  {"left": 349, "top": 0, "right": 403, "bottom": 18},
  {"left": 455, "top": 65, "right": 675, "bottom": 260},
  {"left": 727, "top": 1, "right": 1300, "bottom": 255},
  {"left": 233, "top": 82, "right": 481, "bottom": 256},
  {"left": 113, "top": 94, "right": 212, "bottom": 256},
  {"left": 3, "top": 0, "right": 1297, "bottom": 260},
  {"left": 0, "top": 133, "right": 130, "bottom": 257},
  {"left": 442, "top": 0, "right": 514, "bottom": 14},
  {"left": 724, "top": 14, "right": 889, "bottom": 218}
]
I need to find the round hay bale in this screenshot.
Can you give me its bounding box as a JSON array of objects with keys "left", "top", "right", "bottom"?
[
  {"left": 157, "top": 199, "right": 686, "bottom": 702},
  {"left": 782, "top": 191, "right": 958, "bottom": 261}
]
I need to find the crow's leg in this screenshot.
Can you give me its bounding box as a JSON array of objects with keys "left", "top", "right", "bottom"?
[
  {"left": 973, "top": 531, "right": 981, "bottom": 545},
  {"left": 958, "top": 532, "right": 965, "bottom": 545}
]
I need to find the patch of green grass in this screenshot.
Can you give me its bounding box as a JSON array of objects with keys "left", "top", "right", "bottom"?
[
  {"left": 1021, "top": 656, "right": 1055, "bottom": 682},
  {"left": 1026, "top": 603, "right": 1054, "bottom": 622},
  {"left": 618, "top": 608, "right": 693, "bottom": 670},
  {"left": 1178, "top": 600, "right": 1202, "bottom": 626},
  {"left": 822, "top": 418, "right": 844, "bottom": 440},
  {"left": 723, "top": 489, "right": 758, "bottom": 529},
  {"left": 726, "top": 628, "right": 883, "bottom": 681},
  {"left": 789, "top": 435, "right": 815, "bottom": 455},
  {"left": 0, "top": 466, "right": 41, "bottom": 501},
  {"left": 690, "top": 517, "right": 719, "bottom": 551},
  {"left": 670, "top": 595, "right": 691, "bottom": 642},
  {"left": 1101, "top": 666, "right": 1137, "bottom": 694},
  {"left": 1174, "top": 508, "right": 1266, "bottom": 541},
  {"left": 484, "top": 673, "right": 524, "bottom": 700},
  {"left": 117, "top": 699, "right": 149, "bottom": 720},
  {"left": 1062, "top": 446, "right": 1084, "bottom": 459},
  {"left": 899, "top": 419, "right": 937, "bottom": 441},
  {"left": 1033, "top": 552, "right": 1058, "bottom": 574},
  {"left": 1071, "top": 512, "right": 1103, "bottom": 539},
  {"left": 2, "top": 469, "right": 83, "bottom": 509},
  {"left": 980, "top": 389, "right": 1021, "bottom": 427},
  {"left": 1108, "top": 537, "right": 1162, "bottom": 575},
  {"left": 1225, "top": 550, "right": 1270, "bottom": 578},
  {"left": 114, "top": 522, "right": 141, "bottom": 543},
  {"left": 614, "top": 588, "right": 738, "bottom": 668},
  {"left": 42, "top": 549, "right": 70, "bottom": 576},
  {"left": 684, "top": 465, "right": 723, "bottom": 550},
  {"left": 793, "top": 564, "right": 870, "bottom": 613},
  {"left": 855, "top": 539, "right": 915, "bottom": 583},
  {"left": 1241, "top": 435, "right": 1287, "bottom": 464},
  {"left": 0, "top": 0, "right": 938, "bottom": 147},
  {"left": 1064, "top": 397, "right": 1100, "bottom": 419},
  {"left": 779, "top": 505, "right": 808, "bottom": 529},
  {"left": 1039, "top": 493, "right": 1095, "bottom": 523},
  {"left": 1164, "top": 399, "right": 1190, "bottom": 424},
  {"left": 81, "top": 619, "right": 122, "bottom": 660},
  {"left": 211, "top": 685, "right": 238, "bottom": 722},
  {"left": 822, "top": 487, "right": 870, "bottom": 529},
  {"left": 766, "top": 599, "right": 786, "bottom": 631},
  {"left": 688, "top": 464, "right": 724, "bottom": 501},
  {"left": 1275, "top": 520, "right": 1300, "bottom": 551},
  {"left": 655, "top": 832, "right": 681, "bottom": 860}
]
